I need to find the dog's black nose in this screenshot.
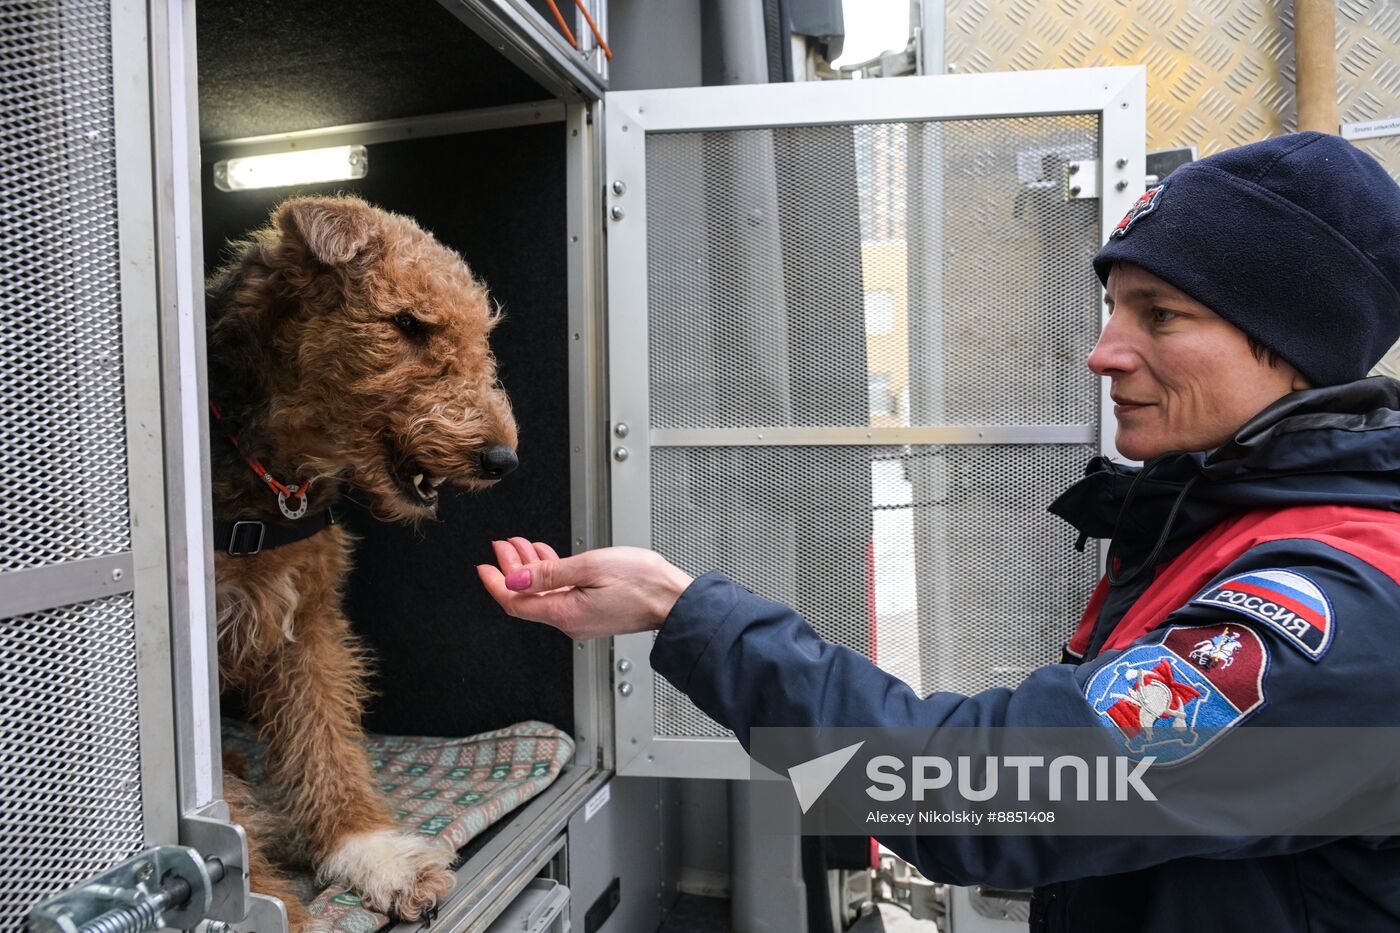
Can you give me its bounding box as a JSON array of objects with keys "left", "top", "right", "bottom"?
[{"left": 480, "top": 444, "right": 518, "bottom": 479}]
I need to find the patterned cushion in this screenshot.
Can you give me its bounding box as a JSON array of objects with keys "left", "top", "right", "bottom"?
[{"left": 222, "top": 720, "right": 575, "bottom": 933}]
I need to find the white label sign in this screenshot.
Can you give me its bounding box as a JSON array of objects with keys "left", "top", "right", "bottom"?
[
  {"left": 1341, "top": 117, "right": 1400, "bottom": 141},
  {"left": 584, "top": 782, "right": 611, "bottom": 821}
]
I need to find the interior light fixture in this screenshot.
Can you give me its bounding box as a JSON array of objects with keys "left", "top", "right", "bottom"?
[{"left": 213, "top": 145, "right": 368, "bottom": 192}]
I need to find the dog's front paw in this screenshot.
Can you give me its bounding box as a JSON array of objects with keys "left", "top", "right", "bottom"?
[{"left": 320, "top": 829, "right": 455, "bottom": 919}]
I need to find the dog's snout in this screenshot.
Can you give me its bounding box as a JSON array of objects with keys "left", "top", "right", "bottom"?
[{"left": 480, "top": 444, "right": 518, "bottom": 479}]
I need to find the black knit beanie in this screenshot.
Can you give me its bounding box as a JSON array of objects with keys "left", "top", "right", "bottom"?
[{"left": 1093, "top": 132, "right": 1400, "bottom": 387}]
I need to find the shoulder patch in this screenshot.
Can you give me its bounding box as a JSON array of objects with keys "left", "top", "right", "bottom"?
[
  {"left": 1084, "top": 624, "right": 1268, "bottom": 766},
  {"left": 1191, "top": 569, "right": 1333, "bottom": 661}
]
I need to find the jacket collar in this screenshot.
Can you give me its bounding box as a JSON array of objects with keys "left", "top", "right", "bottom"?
[{"left": 1050, "top": 376, "right": 1400, "bottom": 563}]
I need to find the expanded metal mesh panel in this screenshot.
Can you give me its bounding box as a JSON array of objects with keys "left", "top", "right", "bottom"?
[
  {"left": 0, "top": 0, "right": 131, "bottom": 573},
  {"left": 651, "top": 444, "right": 1098, "bottom": 738},
  {"left": 645, "top": 116, "right": 1102, "bottom": 431},
  {"left": 0, "top": 595, "right": 144, "bottom": 929}
]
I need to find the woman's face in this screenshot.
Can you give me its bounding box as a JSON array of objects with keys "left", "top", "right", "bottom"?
[{"left": 1088, "top": 263, "right": 1309, "bottom": 462}]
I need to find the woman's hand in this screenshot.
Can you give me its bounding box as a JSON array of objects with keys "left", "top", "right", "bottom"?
[{"left": 477, "top": 538, "right": 694, "bottom": 640}]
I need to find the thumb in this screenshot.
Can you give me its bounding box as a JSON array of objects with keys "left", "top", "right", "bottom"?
[{"left": 504, "top": 554, "right": 591, "bottom": 593}]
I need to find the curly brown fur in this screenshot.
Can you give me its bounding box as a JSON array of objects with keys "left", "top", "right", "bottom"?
[{"left": 209, "top": 196, "right": 517, "bottom": 926}]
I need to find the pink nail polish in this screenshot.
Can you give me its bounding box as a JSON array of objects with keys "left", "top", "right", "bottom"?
[{"left": 505, "top": 569, "right": 531, "bottom": 591}]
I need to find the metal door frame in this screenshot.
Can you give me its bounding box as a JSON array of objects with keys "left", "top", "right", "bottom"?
[{"left": 604, "top": 67, "right": 1145, "bottom": 778}]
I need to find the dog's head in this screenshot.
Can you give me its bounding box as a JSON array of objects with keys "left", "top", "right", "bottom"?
[{"left": 211, "top": 196, "right": 519, "bottom": 521}]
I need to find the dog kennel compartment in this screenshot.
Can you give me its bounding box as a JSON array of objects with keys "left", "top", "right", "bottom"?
[{"left": 191, "top": 1, "right": 626, "bottom": 930}]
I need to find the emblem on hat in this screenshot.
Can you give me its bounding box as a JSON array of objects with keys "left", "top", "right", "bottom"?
[{"left": 1111, "top": 183, "right": 1164, "bottom": 239}]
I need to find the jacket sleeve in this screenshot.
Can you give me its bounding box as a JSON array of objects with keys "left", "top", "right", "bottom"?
[{"left": 650, "top": 537, "right": 1400, "bottom": 888}]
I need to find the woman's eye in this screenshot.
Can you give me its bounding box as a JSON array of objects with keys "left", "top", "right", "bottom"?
[{"left": 391, "top": 312, "right": 426, "bottom": 340}]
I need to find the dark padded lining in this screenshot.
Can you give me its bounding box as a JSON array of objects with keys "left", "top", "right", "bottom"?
[
  {"left": 196, "top": 0, "right": 550, "bottom": 141},
  {"left": 201, "top": 124, "right": 574, "bottom": 738}
]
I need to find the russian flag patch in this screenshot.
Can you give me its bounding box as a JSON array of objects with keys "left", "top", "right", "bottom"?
[{"left": 1192, "top": 569, "right": 1333, "bottom": 661}]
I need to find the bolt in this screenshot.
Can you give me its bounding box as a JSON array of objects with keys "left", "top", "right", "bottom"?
[
  {"left": 610, "top": 206, "right": 625, "bottom": 221},
  {"left": 618, "top": 681, "right": 633, "bottom": 697},
  {"left": 615, "top": 423, "right": 630, "bottom": 438},
  {"left": 134, "top": 861, "right": 154, "bottom": 884},
  {"left": 1069, "top": 185, "right": 1082, "bottom": 196},
  {"left": 614, "top": 447, "right": 629, "bottom": 462},
  {"left": 1068, "top": 163, "right": 1080, "bottom": 175},
  {"left": 612, "top": 180, "right": 627, "bottom": 196}
]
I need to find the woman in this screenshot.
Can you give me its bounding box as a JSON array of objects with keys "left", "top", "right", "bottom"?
[{"left": 480, "top": 132, "right": 1400, "bottom": 931}]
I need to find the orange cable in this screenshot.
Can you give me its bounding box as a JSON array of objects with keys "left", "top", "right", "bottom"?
[
  {"left": 543, "top": 0, "right": 579, "bottom": 48},
  {"left": 573, "top": 0, "right": 613, "bottom": 60}
]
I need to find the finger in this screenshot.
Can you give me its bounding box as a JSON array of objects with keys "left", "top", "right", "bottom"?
[
  {"left": 492, "top": 539, "right": 524, "bottom": 575},
  {"left": 534, "top": 541, "right": 561, "bottom": 562},
  {"left": 477, "top": 563, "right": 514, "bottom": 607},
  {"left": 508, "top": 536, "right": 539, "bottom": 566},
  {"left": 478, "top": 564, "right": 581, "bottom": 630},
  {"left": 504, "top": 553, "right": 596, "bottom": 594}
]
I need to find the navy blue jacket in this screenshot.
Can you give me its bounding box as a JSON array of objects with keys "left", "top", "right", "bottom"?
[{"left": 651, "top": 378, "right": 1400, "bottom": 932}]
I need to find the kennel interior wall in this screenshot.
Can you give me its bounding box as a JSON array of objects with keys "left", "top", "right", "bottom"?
[{"left": 195, "top": 0, "right": 577, "bottom": 745}]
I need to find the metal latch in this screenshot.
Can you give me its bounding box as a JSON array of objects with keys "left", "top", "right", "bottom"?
[
  {"left": 1064, "top": 159, "right": 1101, "bottom": 200},
  {"left": 28, "top": 846, "right": 223, "bottom": 933}
]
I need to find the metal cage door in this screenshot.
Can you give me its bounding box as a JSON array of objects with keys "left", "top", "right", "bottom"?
[
  {"left": 0, "top": 0, "right": 206, "bottom": 926},
  {"left": 605, "top": 68, "right": 1145, "bottom": 779}
]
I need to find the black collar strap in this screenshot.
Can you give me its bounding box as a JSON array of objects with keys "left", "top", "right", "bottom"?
[{"left": 213, "top": 506, "right": 339, "bottom": 556}]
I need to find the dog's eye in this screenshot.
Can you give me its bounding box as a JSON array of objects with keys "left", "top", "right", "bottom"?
[{"left": 390, "top": 312, "right": 427, "bottom": 342}]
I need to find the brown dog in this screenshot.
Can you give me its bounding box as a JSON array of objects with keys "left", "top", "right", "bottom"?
[{"left": 205, "top": 196, "right": 518, "bottom": 926}]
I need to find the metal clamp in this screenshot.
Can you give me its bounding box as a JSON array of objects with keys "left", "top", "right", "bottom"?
[
  {"left": 29, "top": 846, "right": 219, "bottom": 933},
  {"left": 182, "top": 801, "right": 250, "bottom": 922}
]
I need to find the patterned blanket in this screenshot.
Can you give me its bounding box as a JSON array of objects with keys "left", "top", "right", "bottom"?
[{"left": 222, "top": 720, "right": 575, "bottom": 933}]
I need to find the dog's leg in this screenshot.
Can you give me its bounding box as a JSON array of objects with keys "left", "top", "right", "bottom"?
[
  {"left": 237, "top": 618, "right": 455, "bottom": 920},
  {"left": 225, "top": 773, "right": 313, "bottom": 931}
]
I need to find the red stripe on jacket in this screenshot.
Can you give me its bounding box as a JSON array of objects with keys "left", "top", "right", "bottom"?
[{"left": 1064, "top": 505, "right": 1400, "bottom": 661}]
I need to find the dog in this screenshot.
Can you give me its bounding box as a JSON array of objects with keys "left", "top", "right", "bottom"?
[{"left": 205, "top": 195, "right": 518, "bottom": 926}]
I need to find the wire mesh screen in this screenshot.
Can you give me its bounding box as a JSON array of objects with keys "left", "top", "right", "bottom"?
[
  {"left": 0, "top": 0, "right": 130, "bottom": 573},
  {"left": 651, "top": 445, "right": 1098, "bottom": 737},
  {"left": 0, "top": 595, "right": 144, "bottom": 929},
  {"left": 0, "top": 2, "right": 144, "bottom": 921},
  {"left": 645, "top": 116, "right": 1102, "bottom": 431},
  {"left": 641, "top": 115, "right": 1103, "bottom": 739}
]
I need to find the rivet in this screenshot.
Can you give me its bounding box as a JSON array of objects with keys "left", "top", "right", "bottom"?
[
  {"left": 1068, "top": 163, "right": 1080, "bottom": 175},
  {"left": 1116, "top": 157, "right": 1129, "bottom": 169},
  {"left": 615, "top": 423, "right": 630, "bottom": 438},
  {"left": 610, "top": 206, "right": 625, "bottom": 221},
  {"left": 612, "top": 180, "right": 627, "bottom": 196},
  {"left": 614, "top": 447, "right": 629, "bottom": 462},
  {"left": 1069, "top": 185, "right": 1082, "bottom": 196},
  {"left": 617, "top": 659, "right": 632, "bottom": 673},
  {"left": 618, "top": 681, "right": 633, "bottom": 697},
  {"left": 1116, "top": 179, "right": 1129, "bottom": 191},
  {"left": 112, "top": 568, "right": 124, "bottom": 582}
]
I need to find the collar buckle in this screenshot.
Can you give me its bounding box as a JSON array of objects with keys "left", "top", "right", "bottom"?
[{"left": 227, "top": 521, "right": 267, "bottom": 556}]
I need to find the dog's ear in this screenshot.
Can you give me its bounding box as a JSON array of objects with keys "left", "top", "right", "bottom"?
[{"left": 274, "top": 197, "right": 378, "bottom": 267}]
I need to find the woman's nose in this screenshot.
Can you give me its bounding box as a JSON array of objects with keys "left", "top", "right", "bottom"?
[{"left": 1087, "top": 314, "right": 1136, "bottom": 376}]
